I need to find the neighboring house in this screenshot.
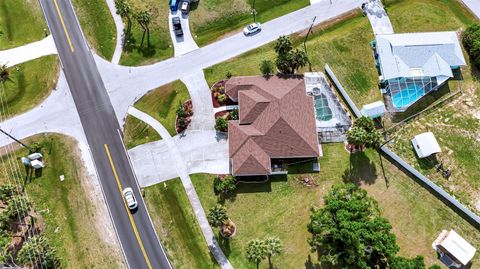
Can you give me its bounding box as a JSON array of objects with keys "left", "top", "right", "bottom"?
[
  {"left": 373, "top": 32, "right": 466, "bottom": 111},
  {"left": 225, "top": 75, "right": 320, "bottom": 177}
]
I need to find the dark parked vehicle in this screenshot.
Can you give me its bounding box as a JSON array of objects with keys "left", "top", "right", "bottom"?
[
  {"left": 172, "top": 17, "right": 183, "bottom": 36},
  {"left": 169, "top": 0, "right": 179, "bottom": 12}
]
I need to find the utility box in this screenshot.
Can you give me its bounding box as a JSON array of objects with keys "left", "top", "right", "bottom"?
[
  {"left": 31, "top": 160, "right": 45, "bottom": 169},
  {"left": 28, "top": 152, "right": 43, "bottom": 161}
]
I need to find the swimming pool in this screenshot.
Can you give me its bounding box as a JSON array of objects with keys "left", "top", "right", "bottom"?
[
  {"left": 392, "top": 85, "right": 425, "bottom": 109},
  {"left": 315, "top": 94, "right": 333, "bottom": 121}
]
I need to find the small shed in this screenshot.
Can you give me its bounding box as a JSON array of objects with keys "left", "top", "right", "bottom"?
[
  {"left": 411, "top": 132, "right": 441, "bottom": 158},
  {"left": 361, "top": 101, "right": 386, "bottom": 118},
  {"left": 432, "top": 230, "right": 477, "bottom": 267}
]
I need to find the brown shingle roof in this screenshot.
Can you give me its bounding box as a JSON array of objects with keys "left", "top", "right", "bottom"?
[{"left": 227, "top": 75, "right": 320, "bottom": 176}]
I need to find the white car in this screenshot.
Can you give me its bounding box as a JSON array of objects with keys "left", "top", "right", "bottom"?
[
  {"left": 123, "top": 187, "right": 138, "bottom": 210},
  {"left": 243, "top": 22, "right": 261, "bottom": 35},
  {"left": 180, "top": 1, "right": 189, "bottom": 14}
]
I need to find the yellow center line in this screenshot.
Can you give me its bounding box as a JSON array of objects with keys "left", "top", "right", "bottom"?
[
  {"left": 104, "top": 144, "right": 153, "bottom": 269},
  {"left": 53, "top": 0, "right": 75, "bottom": 52}
]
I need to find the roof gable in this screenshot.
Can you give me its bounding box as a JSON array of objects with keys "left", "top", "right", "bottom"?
[{"left": 239, "top": 90, "right": 270, "bottom": 124}]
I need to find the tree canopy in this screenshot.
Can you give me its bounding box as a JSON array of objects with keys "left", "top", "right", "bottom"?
[
  {"left": 207, "top": 205, "right": 228, "bottom": 227},
  {"left": 274, "top": 36, "right": 308, "bottom": 74},
  {"left": 307, "top": 183, "right": 427, "bottom": 269},
  {"left": 347, "top": 116, "right": 382, "bottom": 149},
  {"left": 463, "top": 23, "right": 480, "bottom": 68}
]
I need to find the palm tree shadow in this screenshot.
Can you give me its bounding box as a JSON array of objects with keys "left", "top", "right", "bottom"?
[
  {"left": 342, "top": 151, "right": 377, "bottom": 186},
  {"left": 216, "top": 233, "right": 231, "bottom": 257},
  {"left": 138, "top": 44, "right": 156, "bottom": 58}
]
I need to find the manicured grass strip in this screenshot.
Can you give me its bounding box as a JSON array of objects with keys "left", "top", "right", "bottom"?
[
  {"left": 71, "top": 0, "right": 116, "bottom": 59},
  {"left": 144, "top": 179, "right": 219, "bottom": 269},
  {"left": 0, "top": 135, "right": 122, "bottom": 268},
  {"left": 2, "top": 56, "right": 59, "bottom": 118},
  {"left": 192, "top": 0, "right": 310, "bottom": 46},
  {"left": 0, "top": 0, "right": 47, "bottom": 50},
  {"left": 123, "top": 116, "right": 161, "bottom": 149}
]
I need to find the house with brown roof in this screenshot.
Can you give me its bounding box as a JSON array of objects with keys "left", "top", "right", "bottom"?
[{"left": 226, "top": 75, "right": 321, "bottom": 176}]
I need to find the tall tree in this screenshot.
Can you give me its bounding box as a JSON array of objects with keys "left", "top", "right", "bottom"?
[
  {"left": 347, "top": 116, "right": 382, "bottom": 149},
  {"left": 274, "top": 35, "right": 293, "bottom": 56},
  {"left": 135, "top": 10, "right": 152, "bottom": 47},
  {"left": 274, "top": 36, "right": 308, "bottom": 74},
  {"left": 289, "top": 49, "right": 308, "bottom": 74},
  {"left": 264, "top": 237, "right": 282, "bottom": 267},
  {"left": 114, "top": 0, "right": 133, "bottom": 41},
  {"left": 245, "top": 239, "right": 266, "bottom": 269},
  {"left": 307, "top": 183, "right": 427, "bottom": 269}
]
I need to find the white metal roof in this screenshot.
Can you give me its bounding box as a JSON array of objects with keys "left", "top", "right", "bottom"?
[
  {"left": 411, "top": 132, "right": 441, "bottom": 158},
  {"left": 438, "top": 230, "right": 477, "bottom": 265},
  {"left": 361, "top": 101, "right": 386, "bottom": 118},
  {"left": 376, "top": 32, "right": 466, "bottom": 81}
]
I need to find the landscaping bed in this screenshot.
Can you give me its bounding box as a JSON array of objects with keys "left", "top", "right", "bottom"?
[
  {"left": 175, "top": 99, "right": 193, "bottom": 133},
  {"left": 211, "top": 79, "right": 238, "bottom": 108}
]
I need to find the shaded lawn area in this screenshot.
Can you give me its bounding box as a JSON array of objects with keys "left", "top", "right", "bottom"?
[
  {"left": 0, "top": 135, "right": 123, "bottom": 268},
  {"left": 0, "top": 0, "right": 47, "bottom": 49},
  {"left": 119, "top": 0, "right": 173, "bottom": 66},
  {"left": 72, "top": 0, "right": 116, "bottom": 60},
  {"left": 191, "top": 144, "right": 480, "bottom": 268},
  {"left": 144, "top": 179, "right": 219, "bottom": 269},
  {"left": 190, "top": 0, "right": 310, "bottom": 47},
  {"left": 123, "top": 80, "right": 190, "bottom": 148},
  {"left": 2, "top": 56, "right": 59, "bottom": 118}
]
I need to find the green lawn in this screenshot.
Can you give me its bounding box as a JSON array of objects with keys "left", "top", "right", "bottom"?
[
  {"left": 0, "top": 135, "right": 123, "bottom": 268},
  {"left": 0, "top": 0, "right": 47, "bottom": 49},
  {"left": 123, "top": 80, "right": 190, "bottom": 148},
  {"left": 2, "top": 56, "right": 59, "bottom": 118},
  {"left": 0, "top": 0, "right": 59, "bottom": 118},
  {"left": 191, "top": 144, "right": 480, "bottom": 268},
  {"left": 71, "top": 0, "right": 116, "bottom": 60},
  {"left": 119, "top": 0, "right": 173, "bottom": 66},
  {"left": 144, "top": 179, "right": 219, "bottom": 268},
  {"left": 190, "top": 0, "right": 310, "bottom": 46}
]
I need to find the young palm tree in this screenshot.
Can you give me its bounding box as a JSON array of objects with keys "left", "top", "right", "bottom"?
[
  {"left": 135, "top": 10, "right": 152, "bottom": 47},
  {"left": 115, "top": 0, "right": 133, "bottom": 40},
  {"left": 264, "top": 237, "right": 282, "bottom": 267},
  {"left": 207, "top": 205, "right": 228, "bottom": 227},
  {"left": 246, "top": 239, "right": 266, "bottom": 269}
]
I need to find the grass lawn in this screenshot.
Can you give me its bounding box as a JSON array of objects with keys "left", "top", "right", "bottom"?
[
  {"left": 189, "top": 0, "right": 310, "bottom": 47},
  {"left": 119, "top": 0, "right": 173, "bottom": 66},
  {"left": 0, "top": 0, "right": 59, "bottom": 118},
  {"left": 0, "top": 0, "right": 47, "bottom": 49},
  {"left": 204, "top": 10, "right": 383, "bottom": 106},
  {"left": 71, "top": 0, "right": 116, "bottom": 60},
  {"left": 144, "top": 179, "right": 219, "bottom": 268},
  {"left": 2, "top": 56, "right": 59, "bottom": 118},
  {"left": 0, "top": 134, "right": 123, "bottom": 268},
  {"left": 191, "top": 143, "right": 480, "bottom": 268},
  {"left": 123, "top": 80, "right": 190, "bottom": 148}
]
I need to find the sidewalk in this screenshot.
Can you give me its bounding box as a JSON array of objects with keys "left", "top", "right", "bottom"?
[
  {"left": 363, "top": 0, "right": 394, "bottom": 35},
  {"left": 0, "top": 35, "right": 57, "bottom": 67},
  {"left": 127, "top": 106, "right": 233, "bottom": 269},
  {"left": 105, "top": 0, "right": 125, "bottom": 64}
]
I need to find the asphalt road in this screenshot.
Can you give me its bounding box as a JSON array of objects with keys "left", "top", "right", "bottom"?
[{"left": 38, "top": 0, "right": 171, "bottom": 268}]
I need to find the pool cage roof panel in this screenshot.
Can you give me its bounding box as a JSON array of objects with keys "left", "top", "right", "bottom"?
[{"left": 385, "top": 76, "right": 438, "bottom": 111}]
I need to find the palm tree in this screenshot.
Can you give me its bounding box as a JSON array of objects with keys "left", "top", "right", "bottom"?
[
  {"left": 290, "top": 49, "right": 308, "bottom": 74},
  {"left": 135, "top": 10, "right": 152, "bottom": 47},
  {"left": 207, "top": 205, "right": 228, "bottom": 227},
  {"left": 0, "top": 64, "right": 12, "bottom": 85},
  {"left": 114, "top": 0, "right": 133, "bottom": 41},
  {"left": 246, "top": 239, "right": 266, "bottom": 269},
  {"left": 264, "top": 237, "right": 282, "bottom": 267}
]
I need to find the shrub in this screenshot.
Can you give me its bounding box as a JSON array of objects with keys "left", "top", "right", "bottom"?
[
  {"left": 207, "top": 205, "right": 228, "bottom": 227},
  {"left": 215, "top": 117, "right": 228, "bottom": 132},
  {"left": 463, "top": 24, "right": 480, "bottom": 68},
  {"left": 17, "top": 236, "right": 58, "bottom": 268},
  {"left": 214, "top": 175, "right": 237, "bottom": 195},
  {"left": 260, "top": 60, "right": 274, "bottom": 75},
  {"left": 175, "top": 102, "right": 186, "bottom": 118},
  {"left": 229, "top": 108, "right": 239, "bottom": 120},
  {"left": 216, "top": 94, "right": 228, "bottom": 105},
  {"left": 226, "top": 71, "right": 232, "bottom": 79}
]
